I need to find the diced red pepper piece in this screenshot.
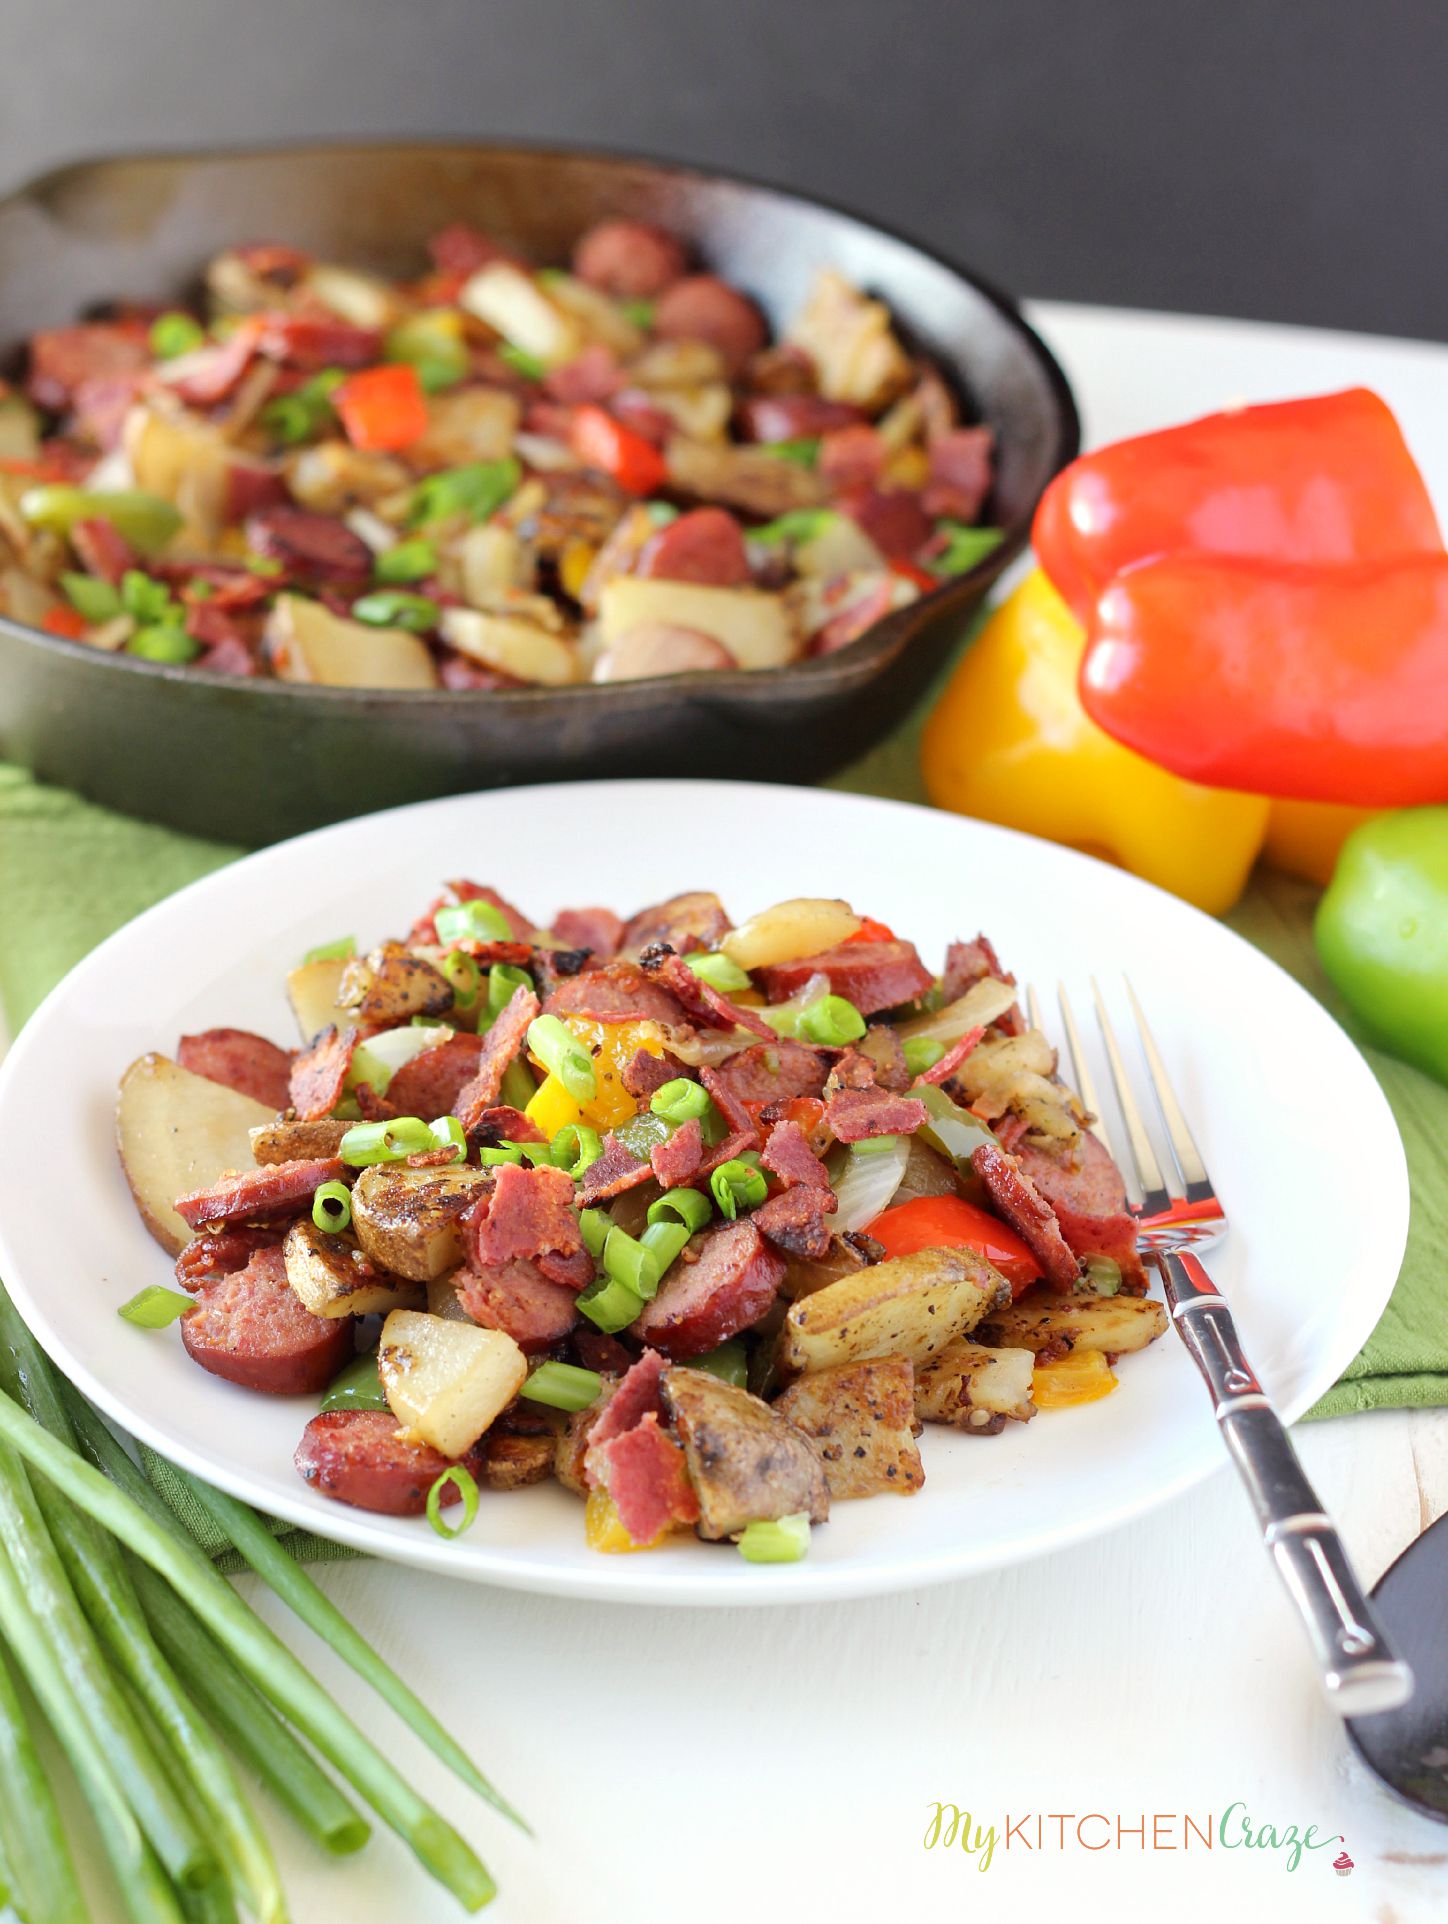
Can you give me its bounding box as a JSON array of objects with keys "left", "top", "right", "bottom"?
[
  {"left": 569, "top": 404, "right": 667, "bottom": 496},
  {"left": 332, "top": 364, "right": 429, "bottom": 452},
  {"left": 41, "top": 606, "right": 88, "bottom": 639}
]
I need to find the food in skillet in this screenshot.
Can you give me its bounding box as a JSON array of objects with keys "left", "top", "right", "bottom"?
[
  {"left": 1, "top": 220, "right": 1000, "bottom": 687},
  {"left": 115, "top": 889, "right": 1165, "bottom": 1560}
]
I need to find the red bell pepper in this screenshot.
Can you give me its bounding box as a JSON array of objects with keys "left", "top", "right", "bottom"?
[
  {"left": 864, "top": 1194, "right": 1042, "bottom": 1296},
  {"left": 570, "top": 405, "right": 667, "bottom": 496},
  {"left": 1033, "top": 389, "right": 1443, "bottom": 624},
  {"left": 1081, "top": 553, "right": 1448, "bottom": 805},
  {"left": 40, "top": 605, "right": 88, "bottom": 640},
  {"left": 333, "top": 364, "right": 429, "bottom": 452}
]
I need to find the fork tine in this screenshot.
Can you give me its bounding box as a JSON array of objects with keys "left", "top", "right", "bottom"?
[
  {"left": 1123, "top": 978, "right": 1214, "bottom": 1202},
  {"left": 1091, "top": 977, "right": 1176, "bottom": 1215},
  {"left": 1055, "top": 985, "right": 1113, "bottom": 1152}
]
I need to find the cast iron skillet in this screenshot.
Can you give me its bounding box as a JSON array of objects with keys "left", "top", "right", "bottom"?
[{"left": 0, "top": 140, "right": 1078, "bottom": 844}]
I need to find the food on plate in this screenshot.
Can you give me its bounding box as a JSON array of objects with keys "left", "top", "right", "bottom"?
[
  {"left": 115, "top": 883, "right": 1166, "bottom": 1561},
  {"left": 926, "top": 389, "right": 1448, "bottom": 909},
  {"left": 1315, "top": 806, "right": 1448, "bottom": 1086},
  {"left": 4, "top": 222, "right": 1001, "bottom": 686}
]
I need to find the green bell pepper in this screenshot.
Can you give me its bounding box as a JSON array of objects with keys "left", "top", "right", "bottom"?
[{"left": 1315, "top": 806, "right": 1448, "bottom": 1084}]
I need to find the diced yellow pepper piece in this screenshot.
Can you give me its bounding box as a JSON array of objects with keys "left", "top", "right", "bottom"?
[
  {"left": 1031, "top": 1346, "right": 1119, "bottom": 1409},
  {"left": 1262, "top": 799, "right": 1382, "bottom": 887},
  {"left": 559, "top": 538, "right": 598, "bottom": 601},
  {"left": 585, "top": 1486, "right": 667, "bottom": 1553},
  {"left": 523, "top": 1072, "right": 586, "bottom": 1140},
  {"left": 921, "top": 570, "right": 1271, "bottom": 915},
  {"left": 531, "top": 1017, "right": 665, "bottom": 1131}
]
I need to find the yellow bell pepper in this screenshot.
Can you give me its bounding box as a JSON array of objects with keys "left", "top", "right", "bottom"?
[
  {"left": 584, "top": 1487, "right": 670, "bottom": 1552},
  {"left": 525, "top": 1017, "right": 665, "bottom": 1134},
  {"left": 920, "top": 570, "right": 1271, "bottom": 914},
  {"left": 1031, "top": 1348, "right": 1118, "bottom": 1409},
  {"left": 1261, "top": 800, "right": 1382, "bottom": 887}
]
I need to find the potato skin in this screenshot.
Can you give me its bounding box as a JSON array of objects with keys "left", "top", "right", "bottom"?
[
  {"left": 774, "top": 1357, "right": 924, "bottom": 1499},
  {"left": 779, "top": 1246, "right": 1009, "bottom": 1378},
  {"left": 976, "top": 1288, "right": 1168, "bottom": 1357},
  {"left": 477, "top": 1432, "right": 556, "bottom": 1491},
  {"left": 661, "top": 1366, "right": 828, "bottom": 1540},
  {"left": 339, "top": 942, "right": 454, "bottom": 1029},
  {"left": 351, "top": 1164, "right": 492, "bottom": 1281},
  {"left": 251, "top": 1118, "right": 352, "bottom": 1166},
  {"left": 282, "top": 1219, "right": 423, "bottom": 1318},
  {"left": 914, "top": 1339, "right": 1036, "bottom": 1432}
]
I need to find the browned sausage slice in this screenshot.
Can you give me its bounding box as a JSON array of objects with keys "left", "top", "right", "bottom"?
[
  {"left": 244, "top": 507, "right": 373, "bottom": 581},
  {"left": 971, "top": 1144, "right": 1080, "bottom": 1290},
  {"left": 571, "top": 220, "right": 688, "bottom": 299},
  {"left": 1015, "top": 1133, "right": 1147, "bottom": 1291},
  {"left": 653, "top": 276, "right": 767, "bottom": 374},
  {"left": 383, "top": 1034, "right": 485, "bottom": 1118},
  {"left": 177, "top": 1028, "right": 293, "bottom": 1110},
  {"left": 295, "top": 1409, "right": 483, "bottom": 1514},
  {"left": 757, "top": 939, "right": 933, "bottom": 1016},
  {"left": 542, "top": 962, "right": 688, "bottom": 1025},
  {"left": 174, "top": 1158, "right": 347, "bottom": 1230},
  {"left": 706, "top": 1039, "right": 830, "bottom": 1108},
  {"left": 636, "top": 507, "right": 750, "bottom": 587},
  {"left": 181, "top": 1246, "right": 352, "bottom": 1393},
  {"left": 174, "top": 1226, "right": 283, "bottom": 1291},
  {"left": 632, "top": 1219, "right": 785, "bottom": 1359},
  {"left": 737, "top": 395, "right": 866, "bottom": 442},
  {"left": 455, "top": 1256, "right": 580, "bottom": 1353}
]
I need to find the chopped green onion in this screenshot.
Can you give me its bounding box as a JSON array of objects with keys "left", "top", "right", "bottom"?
[
  {"left": 519, "top": 1362, "right": 603, "bottom": 1413},
  {"left": 749, "top": 507, "right": 837, "bottom": 547},
  {"left": 127, "top": 623, "right": 199, "bottom": 664},
  {"left": 643, "top": 500, "right": 678, "bottom": 526},
  {"left": 339, "top": 1118, "right": 432, "bottom": 1165},
  {"left": 149, "top": 311, "right": 206, "bottom": 359},
  {"left": 260, "top": 368, "right": 345, "bottom": 446},
  {"left": 303, "top": 935, "right": 355, "bottom": 964},
  {"left": 710, "top": 1155, "right": 768, "bottom": 1220},
  {"left": 384, "top": 313, "right": 468, "bottom": 393},
  {"left": 903, "top": 1035, "right": 946, "bottom": 1076},
  {"left": 350, "top": 590, "right": 440, "bottom": 632},
  {"left": 639, "top": 1218, "right": 689, "bottom": 1279},
  {"left": 375, "top": 539, "right": 439, "bottom": 584},
  {"left": 478, "top": 1140, "right": 551, "bottom": 1167},
  {"left": 499, "top": 1058, "right": 538, "bottom": 1112},
  {"left": 18, "top": 486, "right": 183, "bottom": 555},
  {"left": 488, "top": 963, "right": 533, "bottom": 1018},
  {"left": 120, "top": 568, "right": 174, "bottom": 622},
  {"left": 649, "top": 1077, "right": 711, "bottom": 1124},
  {"left": 647, "top": 1187, "right": 712, "bottom": 1233},
  {"left": 312, "top": 1181, "right": 353, "bottom": 1233},
  {"left": 242, "top": 550, "right": 285, "bottom": 578},
  {"left": 737, "top": 1513, "right": 811, "bottom": 1564},
  {"left": 603, "top": 1226, "right": 662, "bottom": 1301},
  {"left": 767, "top": 436, "right": 821, "bottom": 468},
  {"left": 929, "top": 523, "right": 1005, "bottom": 577},
  {"left": 620, "top": 299, "right": 656, "bottom": 330},
  {"left": 117, "top": 1286, "right": 192, "bottom": 1329},
  {"left": 550, "top": 1123, "right": 603, "bottom": 1177},
  {"left": 426, "top": 1467, "right": 479, "bottom": 1541},
  {"left": 852, "top": 1133, "right": 903, "bottom": 1157},
  {"left": 408, "top": 457, "right": 521, "bottom": 528},
  {"left": 441, "top": 949, "right": 480, "bottom": 1008},
  {"left": 526, "top": 1014, "right": 597, "bottom": 1102},
  {"left": 685, "top": 951, "right": 752, "bottom": 993},
  {"left": 575, "top": 1272, "right": 644, "bottom": 1334},
  {"left": 436, "top": 899, "right": 513, "bottom": 945},
  {"left": 59, "top": 572, "right": 122, "bottom": 622},
  {"left": 799, "top": 994, "right": 867, "bottom": 1047},
  {"left": 1083, "top": 1255, "right": 1122, "bottom": 1296},
  {"left": 412, "top": 1015, "right": 450, "bottom": 1028},
  {"left": 689, "top": 1340, "right": 748, "bottom": 1388},
  {"left": 496, "top": 343, "right": 546, "bottom": 382},
  {"left": 320, "top": 1352, "right": 388, "bottom": 1413},
  {"left": 579, "top": 1208, "right": 613, "bottom": 1260},
  {"left": 428, "top": 1116, "right": 468, "bottom": 1163}
]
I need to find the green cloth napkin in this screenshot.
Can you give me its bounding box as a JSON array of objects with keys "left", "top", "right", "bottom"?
[{"left": 2, "top": 726, "right": 1445, "bottom": 1427}]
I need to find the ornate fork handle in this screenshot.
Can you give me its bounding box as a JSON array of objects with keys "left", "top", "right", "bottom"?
[{"left": 1158, "top": 1249, "right": 1413, "bottom": 1717}]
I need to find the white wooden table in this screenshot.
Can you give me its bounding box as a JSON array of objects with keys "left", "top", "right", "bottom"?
[{"left": 14, "top": 304, "right": 1448, "bottom": 1922}]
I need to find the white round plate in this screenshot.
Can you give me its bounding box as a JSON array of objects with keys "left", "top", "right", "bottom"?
[{"left": 0, "top": 781, "right": 1407, "bottom": 1604}]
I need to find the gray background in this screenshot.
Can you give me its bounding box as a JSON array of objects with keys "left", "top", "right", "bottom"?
[{"left": 3, "top": 0, "right": 1443, "bottom": 338}]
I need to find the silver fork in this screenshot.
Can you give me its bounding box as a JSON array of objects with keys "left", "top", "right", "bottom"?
[{"left": 1027, "top": 978, "right": 1413, "bottom": 1717}]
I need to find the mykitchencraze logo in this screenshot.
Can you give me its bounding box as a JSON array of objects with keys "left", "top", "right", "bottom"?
[{"left": 922, "top": 1802, "right": 1342, "bottom": 1873}]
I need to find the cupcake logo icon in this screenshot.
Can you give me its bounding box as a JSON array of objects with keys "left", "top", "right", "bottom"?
[{"left": 1333, "top": 1841, "right": 1354, "bottom": 1877}]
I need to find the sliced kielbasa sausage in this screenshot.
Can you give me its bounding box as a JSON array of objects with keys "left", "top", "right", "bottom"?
[
  {"left": 572, "top": 220, "right": 689, "bottom": 299},
  {"left": 653, "top": 276, "right": 768, "bottom": 374},
  {"left": 174, "top": 1158, "right": 348, "bottom": 1230},
  {"left": 636, "top": 507, "right": 750, "bottom": 587},
  {"left": 181, "top": 1246, "right": 352, "bottom": 1393},
  {"left": 295, "top": 1409, "right": 484, "bottom": 1515},
  {"left": 243, "top": 507, "right": 373, "bottom": 581},
  {"left": 737, "top": 395, "right": 866, "bottom": 443},
  {"left": 633, "top": 1219, "right": 785, "bottom": 1359},
  {"left": 177, "top": 1028, "right": 294, "bottom": 1110}
]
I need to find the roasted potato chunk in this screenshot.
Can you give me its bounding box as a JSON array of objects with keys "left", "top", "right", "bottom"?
[
  {"left": 914, "top": 1340, "right": 1037, "bottom": 1433},
  {"left": 286, "top": 956, "right": 351, "bottom": 1044},
  {"left": 338, "top": 942, "right": 454, "bottom": 1029},
  {"left": 282, "top": 1219, "right": 422, "bottom": 1319},
  {"left": 661, "top": 1366, "right": 828, "bottom": 1540},
  {"left": 780, "top": 1232, "right": 876, "bottom": 1303},
  {"left": 350, "top": 1165, "right": 492, "bottom": 1281},
  {"left": 425, "top": 1271, "right": 478, "bottom": 1323},
  {"left": 378, "top": 1309, "right": 526, "bottom": 1457},
  {"left": 773, "top": 1357, "right": 924, "bottom": 1499},
  {"left": 477, "top": 1432, "right": 555, "bottom": 1491},
  {"left": 778, "top": 1247, "right": 1008, "bottom": 1378},
  {"left": 554, "top": 1388, "right": 614, "bottom": 1497},
  {"left": 250, "top": 1118, "right": 352, "bottom": 1166},
  {"left": 117, "top": 1055, "right": 275, "bottom": 1255},
  {"left": 976, "top": 1288, "right": 1168, "bottom": 1357}
]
